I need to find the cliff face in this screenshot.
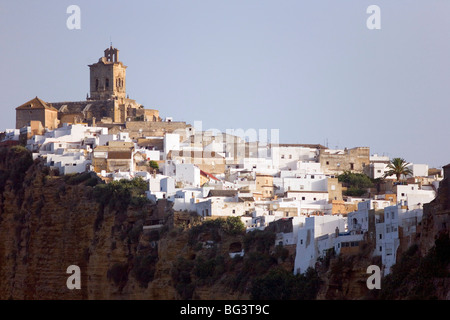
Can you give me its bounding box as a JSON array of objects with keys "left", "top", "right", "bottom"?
[
  {"left": 316, "top": 168, "right": 450, "bottom": 300},
  {"left": 0, "top": 147, "right": 178, "bottom": 299},
  {"left": 0, "top": 147, "right": 448, "bottom": 300},
  {"left": 0, "top": 147, "right": 293, "bottom": 300}
]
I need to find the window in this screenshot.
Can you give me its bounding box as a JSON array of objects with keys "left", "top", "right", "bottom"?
[
  {"left": 232, "top": 209, "right": 236, "bottom": 214},
  {"left": 379, "top": 246, "right": 382, "bottom": 252},
  {"left": 301, "top": 197, "right": 306, "bottom": 200},
  {"left": 105, "top": 78, "right": 109, "bottom": 88},
  {"left": 281, "top": 155, "right": 285, "bottom": 159},
  {"left": 379, "top": 234, "right": 382, "bottom": 239},
  {"left": 377, "top": 170, "right": 381, "bottom": 173},
  {"left": 300, "top": 239, "right": 303, "bottom": 245},
  {"left": 313, "top": 198, "right": 317, "bottom": 201},
  {"left": 326, "top": 161, "right": 329, "bottom": 165},
  {"left": 311, "top": 175, "right": 315, "bottom": 179},
  {"left": 289, "top": 155, "right": 292, "bottom": 159},
  {"left": 350, "top": 163, "right": 354, "bottom": 170},
  {"left": 401, "top": 193, "right": 405, "bottom": 197},
  {"left": 95, "top": 79, "right": 99, "bottom": 90}
]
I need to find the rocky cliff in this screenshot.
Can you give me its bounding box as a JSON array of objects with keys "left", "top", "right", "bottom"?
[
  {"left": 0, "top": 146, "right": 448, "bottom": 300},
  {"left": 0, "top": 146, "right": 295, "bottom": 300}
]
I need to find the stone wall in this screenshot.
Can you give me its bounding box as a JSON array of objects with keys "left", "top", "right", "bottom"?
[
  {"left": 16, "top": 108, "right": 58, "bottom": 130},
  {"left": 125, "top": 121, "right": 191, "bottom": 139},
  {"left": 319, "top": 147, "right": 370, "bottom": 175}
]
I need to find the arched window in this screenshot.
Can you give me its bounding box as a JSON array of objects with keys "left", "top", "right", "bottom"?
[{"left": 105, "top": 78, "right": 109, "bottom": 88}]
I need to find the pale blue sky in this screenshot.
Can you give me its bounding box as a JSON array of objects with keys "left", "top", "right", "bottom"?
[{"left": 1, "top": 1, "right": 449, "bottom": 168}]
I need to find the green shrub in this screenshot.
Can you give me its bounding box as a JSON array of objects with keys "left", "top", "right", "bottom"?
[
  {"left": 0, "top": 146, "right": 33, "bottom": 193},
  {"left": 92, "top": 177, "right": 150, "bottom": 210},
  {"left": 132, "top": 254, "right": 158, "bottom": 288},
  {"left": 243, "top": 229, "right": 276, "bottom": 254},
  {"left": 65, "top": 172, "right": 92, "bottom": 185},
  {"left": 250, "top": 267, "right": 321, "bottom": 300},
  {"left": 171, "top": 257, "right": 195, "bottom": 299},
  {"left": 274, "top": 244, "right": 290, "bottom": 262},
  {"left": 338, "top": 171, "right": 373, "bottom": 196},
  {"left": 379, "top": 235, "right": 450, "bottom": 300},
  {"left": 194, "top": 257, "right": 216, "bottom": 280},
  {"left": 188, "top": 217, "right": 244, "bottom": 246}
]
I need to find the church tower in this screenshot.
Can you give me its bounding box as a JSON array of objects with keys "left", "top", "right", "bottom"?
[{"left": 88, "top": 46, "right": 127, "bottom": 102}]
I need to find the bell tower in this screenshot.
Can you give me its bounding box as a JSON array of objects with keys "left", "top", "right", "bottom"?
[{"left": 88, "top": 46, "right": 127, "bottom": 101}]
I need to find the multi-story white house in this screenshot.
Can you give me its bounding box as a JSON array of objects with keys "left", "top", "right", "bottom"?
[
  {"left": 396, "top": 184, "right": 436, "bottom": 209},
  {"left": 294, "top": 215, "right": 347, "bottom": 274},
  {"left": 374, "top": 205, "right": 424, "bottom": 275}
]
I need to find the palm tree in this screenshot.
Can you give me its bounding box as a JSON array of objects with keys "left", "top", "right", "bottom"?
[{"left": 383, "top": 158, "right": 413, "bottom": 182}]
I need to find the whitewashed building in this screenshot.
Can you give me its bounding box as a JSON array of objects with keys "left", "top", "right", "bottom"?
[
  {"left": 294, "top": 215, "right": 347, "bottom": 274},
  {"left": 396, "top": 184, "right": 436, "bottom": 209}
]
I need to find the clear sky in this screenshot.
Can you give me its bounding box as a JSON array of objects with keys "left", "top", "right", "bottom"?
[{"left": 1, "top": 0, "right": 449, "bottom": 168}]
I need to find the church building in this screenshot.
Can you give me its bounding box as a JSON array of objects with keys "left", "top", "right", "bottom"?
[{"left": 16, "top": 46, "right": 161, "bottom": 130}]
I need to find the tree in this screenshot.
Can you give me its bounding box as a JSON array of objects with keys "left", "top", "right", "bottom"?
[
  {"left": 149, "top": 160, "right": 159, "bottom": 173},
  {"left": 337, "top": 171, "right": 373, "bottom": 196},
  {"left": 383, "top": 158, "right": 413, "bottom": 182}
]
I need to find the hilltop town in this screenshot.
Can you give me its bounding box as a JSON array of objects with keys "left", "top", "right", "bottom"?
[{"left": 1, "top": 46, "right": 447, "bottom": 279}]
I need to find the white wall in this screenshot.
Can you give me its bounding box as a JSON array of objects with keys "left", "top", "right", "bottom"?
[
  {"left": 164, "top": 133, "right": 180, "bottom": 158},
  {"left": 347, "top": 200, "right": 390, "bottom": 234},
  {"left": 369, "top": 162, "right": 388, "bottom": 179},
  {"left": 176, "top": 163, "right": 200, "bottom": 187},
  {"left": 274, "top": 146, "right": 318, "bottom": 171},
  {"left": 161, "top": 177, "right": 175, "bottom": 194},
  {"left": 407, "top": 163, "right": 429, "bottom": 177},
  {"left": 281, "top": 174, "right": 328, "bottom": 192},
  {"left": 286, "top": 191, "right": 328, "bottom": 204},
  {"left": 375, "top": 205, "right": 400, "bottom": 275},
  {"left": 397, "top": 184, "right": 435, "bottom": 209},
  {"left": 294, "top": 215, "right": 346, "bottom": 274}
]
